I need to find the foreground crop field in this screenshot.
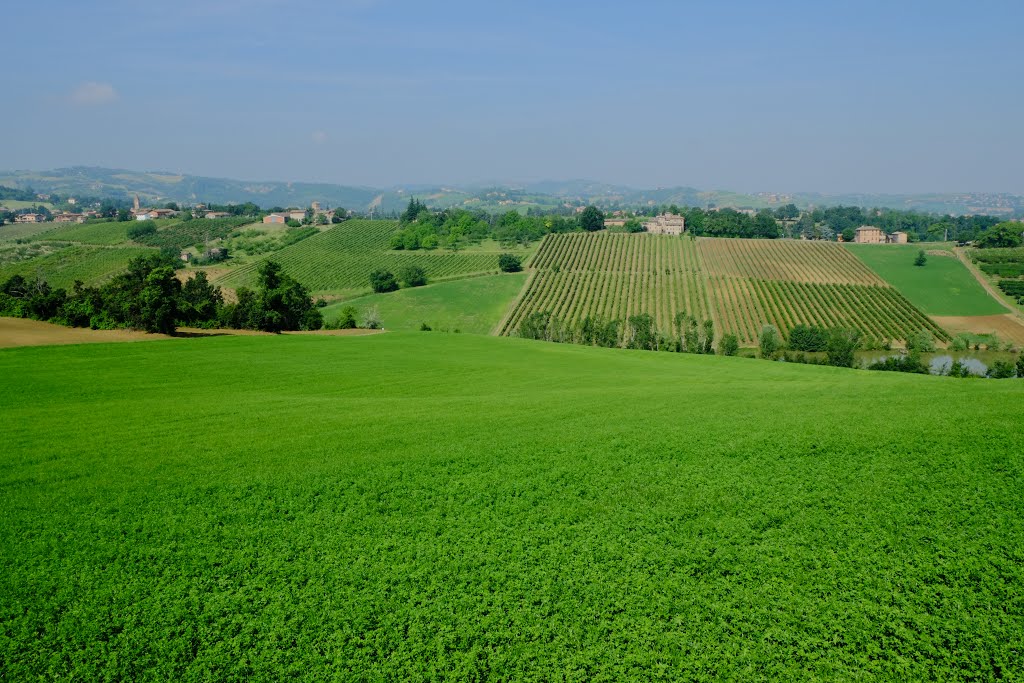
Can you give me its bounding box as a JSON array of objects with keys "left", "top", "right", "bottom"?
[
  {"left": 1, "top": 333, "right": 1022, "bottom": 680},
  {"left": 503, "top": 234, "right": 947, "bottom": 344},
  {"left": 217, "top": 219, "right": 520, "bottom": 297}
]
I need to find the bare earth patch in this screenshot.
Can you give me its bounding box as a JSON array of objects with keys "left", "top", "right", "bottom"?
[
  {"left": 1, "top": 318, "right": 386, "bottom": 349},
  {"left": 932, "top": 314, "right": 1024, "bottom": 345},
  {"left": 0, "top": 317, "right": 173, "bottom": 349}
]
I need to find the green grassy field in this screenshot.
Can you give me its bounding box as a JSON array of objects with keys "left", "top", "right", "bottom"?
[
  {"left": 217, "top": 220, "right": 532, "bottom": 297},
  {"left": 1, "top": 332, "right": 1022, "bottom": 680},
  {"left": 321, "top": 272, "right": 527, "bottom": 333},
  {"left": 845, "top": 244, "right": 1007, "bottom": 316}
]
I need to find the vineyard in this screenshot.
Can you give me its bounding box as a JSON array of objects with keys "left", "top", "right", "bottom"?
[
  {"left": 136, "top": 217, "right": 252, "bottom": 250},
  {"left": 0, "top": 246, "right": 156, "bottom": 289},
  {"left": 500, "top": 234, "right": 949, "bottom": 345},
  {"left": 217, "top": 220, "right": 505, "bottom": 295},
  {"left": 33, "top": 220, "right": 132, "bottom": 245}
]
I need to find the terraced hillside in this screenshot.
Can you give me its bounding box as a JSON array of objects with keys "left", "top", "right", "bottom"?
[
  {"left": 216, "top": 219, "right": 511, "bottom": 296},
  {"left": 501, "top": 234, "right": 949, "bottom": 345}
]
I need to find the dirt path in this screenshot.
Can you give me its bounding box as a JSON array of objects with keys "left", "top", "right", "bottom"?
[
  {"left": 953, "top": 247, "right": 1023, "bottom": 321},
  {"left": 0, "top": 317, "right": 174, "bottom": 349}
]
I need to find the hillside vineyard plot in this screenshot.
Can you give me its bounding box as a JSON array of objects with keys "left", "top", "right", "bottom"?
[
  {"left": 501, "top": 234, "right": 948, "bottom": 344},
  {"left": 0, "top": 246, "right": 156, "bottom": 288},
  {"left": 217, "top": 220, "right": 501, "bottom": 294}
]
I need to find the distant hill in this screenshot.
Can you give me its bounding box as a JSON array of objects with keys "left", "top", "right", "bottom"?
[
  {"left": 0, "top": 167, "right": 383, "bottom": 212},
  {"left": 1, "top": 167, "right": 1021, "bottom": 217}
]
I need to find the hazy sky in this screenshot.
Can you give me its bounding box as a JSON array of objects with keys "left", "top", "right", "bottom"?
[{"left": 3, "top": 0, "right": 1023, "bottom": 193}]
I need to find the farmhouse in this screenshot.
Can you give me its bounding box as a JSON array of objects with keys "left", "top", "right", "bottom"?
[
  {"left": 643, "top": 214, "right": 686, "bottom": 235},
  {"left": 853, "top": 226, "right": 884, "bottom": 244},
  {"left": 204, "top": 211, "right": 231, "bottom": 219},
  {"left": 263, "top": 213, "right": 288, "bottom": 224},
  {"left": 287, "top": 210, "right": 308, "bottom": 222},
  {"left": 14, "top": 213, "right": 43, "bottom": 223},
  {"left": 887, "top": 231, "right": 908, "bottom": 244},
  {"left": 53, "top": 212, "right": 86, "bottom": 223}
]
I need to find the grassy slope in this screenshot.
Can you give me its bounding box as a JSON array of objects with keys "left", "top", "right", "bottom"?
[
  {"left": 321, "top": 272, "right": 527, "bottom": 334},
  {"left": 845, "top": 243, "right": 1007, "bottom": 316},
  {"left": 1, "top": 333, "right": 1022, "bottom": 680}
]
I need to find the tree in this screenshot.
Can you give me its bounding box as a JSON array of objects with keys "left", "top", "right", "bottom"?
[
  {"left": 363, "top": 306, "right": 382, "bottom": 329},
  {"left": 498, "top": 253, "right": 523, "bottom": 272},
  {"left": 753, "top": 210, "right": 780, "bottom": 239},
  {"left": 400, "top": 198, "right": 426, "bottom": 224},
  {"left": 774, "top": 204, "right": 799, "bottom": 220},
  {"left": 717, "top": 334, "right": 740, "bottom": 356},
  {"left": 117, "top": 208, "right": 132, "bottom": 222},
  {"left": 626, "top": 314, "right": 657, "bottom": 350},
  {"left": 331, "top": 209, "right": 347, "bottom": 224},
  {"left": 788, "top": 324, "right": 828, "bottom": 352},
  {"left": 906, "top": 329, "right": 936, "bottom": 353},
  {"left": 335, "top": 306, "right": 358, "bottom": 329},
  {"left": 398, "top": 264, "right": 427, "bottom": 288},
  {"left": 914, "top": 250, "right": 927, "bottom": 267},
  {"left": 1016, "top": 354, "right": 1024, "bottom": 378},
  {"left": 758, "top": 325, "right": 782, "bottom": 359},
  {"left": 137, "top": 266, "right": 181, "bottom": 334},
  {"left": 841, "top": 227, "right": 856, "bottom": 243},
  {"left": 578, "top": 206, "right": 605, "bottom": 232},
  {"left": 178, "top": 271, "right": 223, "bottom": 326},
  {"left": 251, "top": 261, "right": 322, "bottom": 332},
  {"left": 701, "top": 319, "right": 715, "bottom": 354},
  {"left": 825, "top": 327, "right": 863, "bottom": 368},
  {"left": 987, "top": 360, "right": 1016, "bottom": 379},
  {"left": 975, "top": 222, "right": 1023, "bottom": 248},
  {"left": 369, "top": 269, "right": 398, "bottom": 293}
]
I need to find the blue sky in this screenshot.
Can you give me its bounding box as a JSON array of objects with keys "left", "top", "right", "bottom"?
[{"left": 3, "top": 0, "right": 1022, "bottom": 193}]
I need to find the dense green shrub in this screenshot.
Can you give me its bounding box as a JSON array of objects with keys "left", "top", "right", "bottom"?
[
  {"left": 398, "top": 265, "right": 428, "bottom": 288},
  {"left": 369, "top": 269, "right": 399, "bottom": 293},
  {"left": 825, "top": 327, "right": 863, "bottom": 368},
  {"left": 788, "top": 323, "right": 829, "bottom": 352},
  {"left": 498, "top": 253, "right": 523, "bottom": 272}
]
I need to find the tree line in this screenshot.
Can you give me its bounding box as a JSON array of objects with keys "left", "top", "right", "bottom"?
[
  {"left": 517, "top": 313, "right": 1024, "bottom": 379},
  {"left": 0, "top": 257, "right": 322, "bottom": 334}
]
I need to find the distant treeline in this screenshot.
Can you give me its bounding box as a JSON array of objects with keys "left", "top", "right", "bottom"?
[
  {"left": 0, "top": 256, "right": 322, "bottom": 334},
  {"left": 0, "top": 186, "right": 37, "bottom": 202},
  {"left": 386, "top": 197, "right": 1011, "bottom": 248},
  {"left": 517, "top": 313, "right": 1024, "bottom": 378},
  {"left": 389, "top": 199, "right": 600, "bottom": 249}
]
